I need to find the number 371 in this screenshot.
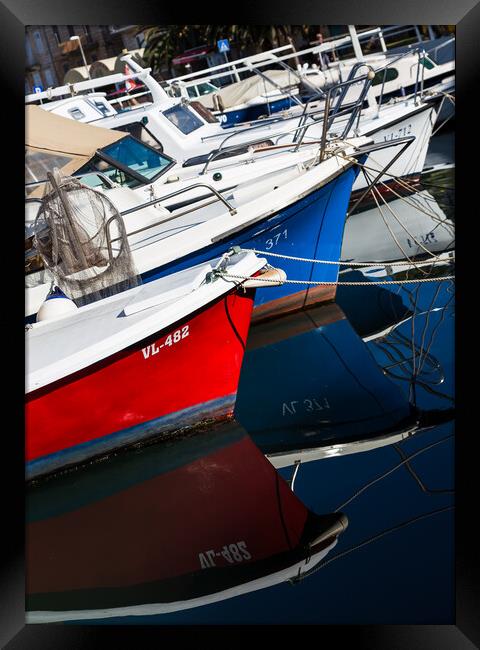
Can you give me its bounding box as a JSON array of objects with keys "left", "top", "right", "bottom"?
[{"left": 265, "top": 228, "right": 288, "bottom": 250}]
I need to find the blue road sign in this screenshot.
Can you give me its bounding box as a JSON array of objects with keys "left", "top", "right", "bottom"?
[
  {"left": 217, "top": 39, "right": 230, "bottom": 53},
  {"left": 34, "top": 85, "right": 43, "bottom": 94}
]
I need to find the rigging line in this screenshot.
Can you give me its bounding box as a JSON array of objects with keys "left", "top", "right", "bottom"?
[
  {"left": 432, "top": 111, "right": 455, "bottom": 137},
  {"left": 223, "top": 296, "right": 246, "bottom": 352},
  {"left": 418, "top": 283, "right": 453, "bottom": 374},
  {"left": 294, "top": 505, "right": 454, "bottom": 581},
  {"left": 340, "top": 154, "right": 451, "bottom": 228},
  {"left": 377, "top": 178, "right": 456, "bottom": 222},
  {"left": 377, "top": 303, "right": 452, "bottom": 390},
  {"left": 338, "top": 150, "right": 454, "bottom": 213},
  {"left": 370, "top": 182, "right": 441, "bottom": 261},
  {"left": 333, "top": 433, "right": 453, "bottom": 512},
  {"left": 393, "top": 443, "right": 454, "bottom": 495},
  {"left": 406, "top": 180, "right": 455, "bottom": 203},
  {"left": 385, "top": 314, "right": 443, "bottom": 366},
  {"left": 402, "top": 190, "right": 455, "bottom": 221},
  {"left": 365, "top": 171, "right": 430, "bottom": 271},
  {"left": 375, "top": 337, "right": 421, "bottom": 380},
  {"left": 360, "top": 167, "right": 419, "bottom": 269},
  {"left": 407, "top": 380, "right": 454, "bottom": 403},
  {"left": 409, "top": 283, "right": 420, "bottom": 403},
  {"left": 415, "top": 286, "right": 455, "bottom": 378},
  {"left": 411, "top": 281, "right": 441, "bottom": 379}
]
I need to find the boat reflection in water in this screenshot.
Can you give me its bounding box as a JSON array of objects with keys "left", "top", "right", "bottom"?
[
  {"left": 26, "top": 422, "right": 347, "bottom": 623},
  {"left": 236, "top": 267, "right": 454, "bottom": 470},
  {"left": 342, "top": 187, "right": 454, "bottom": 263},
  {"left": 236, "top": 302, "right": 416, "bottom": 461}
]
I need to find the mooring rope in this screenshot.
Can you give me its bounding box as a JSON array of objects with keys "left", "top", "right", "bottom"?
[
  {"left": 240, "top": 248, "right": 454, "bottom": 268},
  {"left": 220, "top": 272, "right": 455, "bottom": 286}
]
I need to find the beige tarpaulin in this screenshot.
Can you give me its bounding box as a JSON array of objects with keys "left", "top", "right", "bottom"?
[
  {"left": 25, "top": 105, "right": 127, "bottom": 183},
  {"left": 199, "top": 68, "right": 299, "bottom": 111},
  {"left": 63, "top": 49, "right": 146, "bottom": 84}
]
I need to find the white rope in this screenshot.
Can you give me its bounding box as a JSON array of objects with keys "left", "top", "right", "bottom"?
[
  {"left": 220, "top": 272, "right": 455, "bottom": 286},
  {"left": 243, "top": 248, "right": 454, "bottom": 268}
]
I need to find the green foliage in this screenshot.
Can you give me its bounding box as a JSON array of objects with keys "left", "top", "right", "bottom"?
[{"left": 140, "top": 25, "right": 312, "bottom": 76}]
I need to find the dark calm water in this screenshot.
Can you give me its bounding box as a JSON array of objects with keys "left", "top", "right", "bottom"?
[{"left": 26, "top": 130, "right": 455, "bottom": 625}]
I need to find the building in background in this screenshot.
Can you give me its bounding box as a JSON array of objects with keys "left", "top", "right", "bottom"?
[{"left": 25, "top": 25, "right": 145, "bottom": 92}]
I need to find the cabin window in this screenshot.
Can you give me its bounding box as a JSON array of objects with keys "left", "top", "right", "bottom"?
[
  {"left": 163, "top": 104, "right": 203, "bottom": 134},
  {"left": 114, "top": 122, "right": 164, "bottom": 152},
  {"left": 68, "top": 107, "right": 86, "bottom": 121},
  {"left": 187, "top": 86, "right": 198, "bottom": 99},
  {"left": 371, "top": 67, "right": 400, "bottom": 86}
]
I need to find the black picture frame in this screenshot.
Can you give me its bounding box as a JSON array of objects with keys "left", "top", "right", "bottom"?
[{"left": 1, "top": 1, "right": 476, "bottom": 647}]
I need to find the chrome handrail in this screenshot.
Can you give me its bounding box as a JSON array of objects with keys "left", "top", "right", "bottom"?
[
  {"left": 198, "top": 119, "right": 323, "bottom": 175},
  {"left": 200, "top": 69, "right": 374, "bottom": 174},
  {"left": 119, "top": 182, "right": 237, "bottom": 217},
  {"left": 102, "top": 183, "right": 237, "bottom": 249}
]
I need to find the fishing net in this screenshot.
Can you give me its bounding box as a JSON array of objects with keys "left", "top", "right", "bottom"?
[{"left": 33, "top": 170, "right": 141, "bottom": 307}]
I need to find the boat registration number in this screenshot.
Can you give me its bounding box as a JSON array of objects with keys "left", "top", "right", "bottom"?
[
  {"left": 282, "top": 396, "right": 331, "bottom": 416},
  {"left": 383, "top": 124, "right": 412, "bottom": 141},
  {"left": 199, "top": 541, "right": 251, "bottom": 569},
  {"left": 265, "top": 228, "right": 288, "bottom": 250},
  {"left": 141, "top": 325, "right": 190, "bottom": 359}
]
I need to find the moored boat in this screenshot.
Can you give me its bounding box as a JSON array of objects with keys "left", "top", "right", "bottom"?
[
  {"left": 25, "top": 248, "right": 270, "bottom": 480},
  {"left": 25, "top": 108, "right": 374, "bottom": 322}
]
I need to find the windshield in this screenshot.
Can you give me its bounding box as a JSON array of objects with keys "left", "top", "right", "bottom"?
[
  {"left": 162, "top": 104, "right": 204, "bottom": 134},
  {"left": 77, "top": 135, "right": 174, "bottom": 188},
  {"left": 196, "top": 82, "right": 217, "bottom": 96}
]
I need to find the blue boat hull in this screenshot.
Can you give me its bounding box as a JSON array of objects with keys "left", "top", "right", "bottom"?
[
  {"left": 142, "top": 164, "right": 360, "bottom": 321},
  {"left": 219, "top": 96, "right": 298, "bottom": 127}
]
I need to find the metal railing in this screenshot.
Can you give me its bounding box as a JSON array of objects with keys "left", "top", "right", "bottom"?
[
  {"left": 102, "top": 182, "right": 238, "bottom": 255},
  {"left": 199, "top": 67, "right": 375, "bottom": 174},
  {"left": 424, "top": 36, "right": 455, "bottom": 64}
]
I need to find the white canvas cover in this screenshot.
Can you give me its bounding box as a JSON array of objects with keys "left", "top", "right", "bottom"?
[{"left": 202, "top": 69, "right": 299, "bottom": 110}]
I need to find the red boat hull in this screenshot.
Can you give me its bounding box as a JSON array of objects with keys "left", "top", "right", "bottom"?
[{"left": 25, "top": 289, "right": 255, "bottom": 479}]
